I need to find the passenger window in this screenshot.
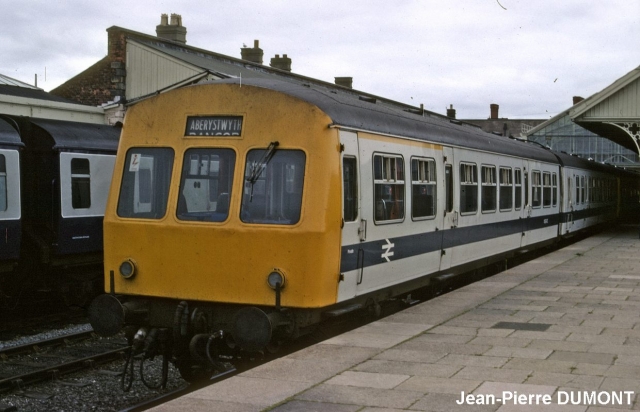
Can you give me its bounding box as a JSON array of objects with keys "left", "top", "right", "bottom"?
[
  {"left": 241, "top": 149, "right": 305, "bottom": 225},
  {"left": 343, "top": 157, "right": 358, "bottom": 222},
  {"left": 460, "top": 163, "right": 477, "bottom": 214},
  {"left": 514, "top": 169, "right": 522, "bottom": 210},
  {"left": 532, "top": 171, "right": 541, "bottom": 208},
  {"left": 581, "top": 176, "right": 586, "bottom": 204},
  {"left": 373, "top": 154, "right": 405, "bottom": 222},
  {"left": 71, "top": 158, "right": 91, "bottom": 209},
  {"left": 481, "top": 165, "right": 496, "bottom": 213},
  {"left": 575, "top": 176, "right": 580, "bottom": 205},
  {"left": 0, "top": 155, "right": 6, "bottom": 212},
  {"left": 411, "top": 158, "right": 436, "bottom": 219},
  {"left": 499, "top": 167, "right": 512, "bottom": 211},
  {"left": 177, "top": 149, "right": 236, "bottom": 222},
  {"left": 542, "top": 172, "right": 551, "bottom": 207},
  {"left": 117, "top": 148, "right": 175, "bottom": 219}
]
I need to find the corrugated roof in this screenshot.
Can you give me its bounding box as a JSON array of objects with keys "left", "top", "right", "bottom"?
[{"left": 0, "top": 73, "right": 40, "bottom": 89}]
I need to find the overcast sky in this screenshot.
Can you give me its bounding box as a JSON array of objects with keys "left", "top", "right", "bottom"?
[{"left": 1, "top": 0, "right": 638, "bottom": 119}]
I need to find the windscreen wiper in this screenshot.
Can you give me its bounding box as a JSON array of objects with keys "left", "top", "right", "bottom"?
[{"left": 246, "top": 141, "right": 279, "bottom": 200}]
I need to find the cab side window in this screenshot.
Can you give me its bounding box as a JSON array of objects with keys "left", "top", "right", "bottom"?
[
  {"left": 71, "top": 158, "right": 91, "bottom": 209},
  {"left": 343, "top": 157, "right": 358, "bottom": 222}
]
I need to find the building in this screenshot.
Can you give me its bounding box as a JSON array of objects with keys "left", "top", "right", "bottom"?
[
  {"left": 0, "top": 73, "right": 105, "bottom": 124},
  {"left": 527, "top": 66, "right": 640, "bottom": 170},
  {"left": 49, "top": 14, "right": 459, "bottom": 128},
  {"left": 450, "top": 103, "right": 546, "bottom": 138}
]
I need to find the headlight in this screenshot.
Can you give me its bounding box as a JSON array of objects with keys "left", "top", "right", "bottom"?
[
  {"left": 267, "top": 269, "right": 285, "bottom": 289},
  {"left": 119, "top": 259, "right": 136, "bottom": 279}
]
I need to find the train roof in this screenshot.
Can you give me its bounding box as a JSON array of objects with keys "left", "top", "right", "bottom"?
[
  {"left": 0, "top": 117, "right": 23, "bottom": 148},
  {"left": 29, "top": 118, "right": 121, "bottom": 152},
  {"left": 210, "top": 78, "right": 560, "bottom": 164}
]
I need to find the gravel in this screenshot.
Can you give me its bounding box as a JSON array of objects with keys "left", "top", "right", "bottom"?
[{"left": 1, "top": 323, "right": 188, "bottom": 412}]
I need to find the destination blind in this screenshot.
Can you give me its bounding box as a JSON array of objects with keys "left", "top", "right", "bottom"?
[{"left": 185, "top": 116, "right": 243, "bottom": 136}]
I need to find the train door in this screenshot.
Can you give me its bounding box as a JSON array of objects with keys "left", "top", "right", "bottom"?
[
  {"left": 337, "top": 131, "right": 362, "bottom": 302},
  {"left": 0, "top": 149, "right": 21, "bottom": 263},
  {"left": 519, "top": 160, "right": 532, "bottom": 247},
  {"left": 439, "top": 146, "right": 455, "bottom": 271}
]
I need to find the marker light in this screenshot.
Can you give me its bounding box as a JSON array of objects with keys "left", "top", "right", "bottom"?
[
  {"left": 119, "top": 259, "right": 136, "bottom": 279},
  {"left": 267, "top": 270, "right": 285, "bottom": 289}
]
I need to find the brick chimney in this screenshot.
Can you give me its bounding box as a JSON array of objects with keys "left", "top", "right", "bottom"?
[
  {"left": 334, "top": 77, "right": 353, "bottom": 89},
  {"left": 573, "top": 96, "right": 584, "bottom": 105},
  {"left": 156, "top": 13, "right": 187, "bottom": 44},
  {"left": 241, "top": 40, "right": 264, "bottom": 64},
  {"left": 490, "top": 103, "right": 499, "bottom": 119},
  {"left": 270, "top": 54, "right": 292, "bottom": 71},
  {"left": 446, "top": 104, "right": 456, "bottom": 119}
]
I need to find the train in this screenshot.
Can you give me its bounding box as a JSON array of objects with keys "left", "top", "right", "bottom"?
[
  {"left": 0, "top": 115, "right": 120, "bottom": 306},
  {"left": 87, "top": 78, "right": 640, "bottom": 382}
]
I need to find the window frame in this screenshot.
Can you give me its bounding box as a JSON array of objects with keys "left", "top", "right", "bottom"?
[
  {"left": 459, "top": 162, "right": 478, "bottom": 215},
  {"left": 499, "top": 167, "right": 513, "bottom": 212},
  {"left": 481, "top": 164, "right": 497, "bottom": 213},
  {"left": 531, "top": 170, "right": 542, "bottom": 208},
  {"left": 410, "top": 157, "right": 437, "bottom": 221},
  {"left": 373, "top": 153, "right": 405, "bottom": 224},
  {"left": 542, "top": 171, "right": 551, "bottom": 208},
  {"left": 342, "top": 156, "right": 358, "bottom": 222},
  {"left": 176, "top": 148, "right": 237, "bottom": 223},
  {"left": 514, "top": 168, "right": 522, "bottom": 210}
]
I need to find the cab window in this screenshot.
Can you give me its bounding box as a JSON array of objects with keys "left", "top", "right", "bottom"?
[
  {"left": 177, "top": 149, "right": 236, "bottom": 222},
  {"left": 241, "top": 149, "right": 305, "bottom": 225},
  {"left": 117, "top": 148, "right": 174, "bottom": 219}
]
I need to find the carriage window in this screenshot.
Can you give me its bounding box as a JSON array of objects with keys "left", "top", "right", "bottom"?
[
  {"left": 575, "top": 176, "right": 580, "bottom": 205},
  {"left": 241, "top": 149, "right": 305, "bottom": 225},
  {"left": 411, "top": 158, "right": 436, "bottom": 219},
  {"left": 531, "top": 171, "right": 542, "bottom": 208},
  {"left": 499, "top": 167, "right": 512, "bottom": 211},
  {"left": 460, "top": 163, "right": 477, "bottom": 214},
  {"left": 343, "top": 157, "right": 358, "bottom": 222},
  {"left": 117, "top": 148, "right": 174, "bottom": 219},
  {"left": 552, "top": 173, "right": 558, "bottom": 206},
  {"left": 71, "top": 158, "right": 91, "bottom": 209},
  {"left": 514, "top": 169, "right": 522, "bottom": 210},
  {"left": 542, "top": 172, "right": 551, "bottom": 207},
  {"left": 177, "top": 149, "right": 236, "bottom": 222},
  {"left": 373, "top": 154, "right": 405, "bottom": 222},
  {"left": 0, "top": 155, "right": 6, "bottom": 212},
  {"left": 581, "top": 175, "right": 586, "bottom": 204},
  {"left": 481, "top": 165, "right": 496, "bottom": 213}
]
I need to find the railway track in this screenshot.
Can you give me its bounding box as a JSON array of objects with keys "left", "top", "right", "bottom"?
[{"left": 0, "top": 330, "right": 129, "bottom": 396}]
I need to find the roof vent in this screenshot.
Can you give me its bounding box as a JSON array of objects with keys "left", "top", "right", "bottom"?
[
  {"left": 359, "top": 96, "right": 376, "bottom": 104},
  {"left": 156, "top": 13, "right": 187, "bottom": 44}
]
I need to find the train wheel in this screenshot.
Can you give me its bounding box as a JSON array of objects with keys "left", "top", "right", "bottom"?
[{"left": 175, "top": 357, "right": 214, "bottom": 383}]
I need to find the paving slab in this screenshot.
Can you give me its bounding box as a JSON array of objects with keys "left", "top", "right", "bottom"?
[{"left": 149, "top": 227, "right": 640, "bottom": 412}]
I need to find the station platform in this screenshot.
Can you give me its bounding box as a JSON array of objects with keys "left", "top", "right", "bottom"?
[{"left": 150, "top": 225, "right": 640, "bottom": 412}]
